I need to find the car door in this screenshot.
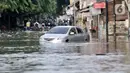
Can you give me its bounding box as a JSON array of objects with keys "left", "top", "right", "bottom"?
[
  {"left": 76, "top": 27, "right": 85, "bottom": 42},
  {"left": 67, "top": 27, "right": 78, "bottom": 42}
]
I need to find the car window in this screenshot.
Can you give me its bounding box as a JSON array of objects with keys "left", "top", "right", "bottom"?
[
  {"left": 76, "top": 27, "right": 83, "bottom": 34},
  {"left": 69, "top": 28, "right": 77, "bottom": 35},
  {"left": 47, "top": 27, "right": 69, "bottom": 34}
]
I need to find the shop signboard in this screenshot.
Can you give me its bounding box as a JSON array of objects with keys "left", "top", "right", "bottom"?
[
  {"left": 115, "top": 1, "right": 126, "bottom": 15},
  {"left": 90, "top": 7, "right": 101, "bottom": 16},
  {"left": 94, "top": 2, "right": 106, "bottom": 8}
]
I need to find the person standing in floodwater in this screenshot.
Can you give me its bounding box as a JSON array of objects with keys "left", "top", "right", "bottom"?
[
  {"left": 26, "top": 21, "right": 31, "bottom": 31},
  {"left": 41, "top": 22, "right": 45, "bottom": 32}
]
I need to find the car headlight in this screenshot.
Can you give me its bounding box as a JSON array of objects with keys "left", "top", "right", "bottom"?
[{"left": 51, "top": 38, "right": 63, "bottom": 43}]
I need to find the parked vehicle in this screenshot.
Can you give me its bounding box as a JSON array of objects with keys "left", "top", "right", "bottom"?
[{"left": 39, "top": 26, "right": 90, "bottom": 44}]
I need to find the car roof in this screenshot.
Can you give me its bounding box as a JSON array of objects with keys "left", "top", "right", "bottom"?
[{"left": 55, "top": 26, "right": 77, "bottom": 28}]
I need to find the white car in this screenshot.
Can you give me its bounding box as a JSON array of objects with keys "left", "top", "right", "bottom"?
[{"left": 39, "top": 26, "right": 90, "bottom": 44}]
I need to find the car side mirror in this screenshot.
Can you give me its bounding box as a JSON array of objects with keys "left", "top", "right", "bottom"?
[{"left": 70, "top": 32, "right": 75, "bottom": 35}]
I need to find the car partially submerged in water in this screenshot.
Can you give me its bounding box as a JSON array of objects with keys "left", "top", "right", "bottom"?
[{"left": 39, "top": 26, "right": 90, "bottom": 44}]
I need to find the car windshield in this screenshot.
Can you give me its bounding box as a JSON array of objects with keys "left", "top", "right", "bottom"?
[{"left": 46, "top": 27, "right": 69, "bottom": 34}]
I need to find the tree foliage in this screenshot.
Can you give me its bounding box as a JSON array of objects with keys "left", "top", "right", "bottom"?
[
  {"left": 0, "top": 0, "right": 56, "bottom": 13},
  {"left": 56, "top": 0, "right": 70, "bottom": 14}
]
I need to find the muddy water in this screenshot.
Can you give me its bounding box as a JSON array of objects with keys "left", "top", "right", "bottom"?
[
  {"left": 0, "top": 53, "right": 130, "bottom": 73},
  {"left": 0, "top": 31, "right": 41, "bottom": 53},
  {"left": 0, "top": 31, "right": 130, "bottom": 73},
  {"left": 0, "top": 31, "right": 106, "bottom": 54},
  {"left": 39, "top": 42, "right": 107, "bottom": 55}
]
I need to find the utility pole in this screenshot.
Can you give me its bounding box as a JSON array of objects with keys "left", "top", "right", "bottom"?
[
  {"left": 125, "top": 0, "right": 130, "bottom": 45},
  {"left": 128, "top": 7, "right": 130, "bottom": 63},
  {"left": 73, "top": 0, "right": 76, "bottom": 26},
  {"left": 129, "top": 13, "right": 130, "bottom": 41},
  {"left": 113, "top": 0, "right": 117, "bottom": 52},
  {"left": 128, "top": 1, "right": 130, "bottom": 42},
  {"left": 124, "top": 0, "right": 130, "bottom": 63},
  {"left": 105, "top": 0, "right": 109, "bottom": 53},
  {"left": 128, "top": 5, "right": 130, "bottom": 53}
]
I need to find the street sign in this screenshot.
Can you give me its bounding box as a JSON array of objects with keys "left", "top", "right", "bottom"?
[
  {"left": 94, "top": 2, "right": 106, "bottom": 8},
  {"left": 115, "top": 1, "right": 126, "bottom": 15}
]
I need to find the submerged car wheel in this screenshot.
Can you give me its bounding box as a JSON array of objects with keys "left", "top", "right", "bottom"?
[
  {"left": 85, "top": 36, "right": 90, "bottom": 42},
  {"left": 65, "top": 39, "right": 69, "bottom": 43}
]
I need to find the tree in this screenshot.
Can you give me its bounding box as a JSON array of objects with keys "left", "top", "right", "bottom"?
[
  {"left": 0, "top": 0, "right": 57, "bottom": 30},
  {"left": 0, "top": 0, "right": 56, "bottom": 13},
  {"left": 56, "top": 0, "right": 70, "bottom": 14}
]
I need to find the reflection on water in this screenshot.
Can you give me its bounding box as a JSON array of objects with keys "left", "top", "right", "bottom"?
[
  {"left": 40, "top": 43, "right": 80, "bottom": 53},
  {"left": 39, "top": 42, "right": 107, "bottom": 55}
]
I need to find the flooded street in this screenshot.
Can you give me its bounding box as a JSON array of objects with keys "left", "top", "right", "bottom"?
[
  {"left": 1, "top": 0, "right": 130, "bottom": 73},
  {"left": 0, "top": 31, "right": 130, "bottom": 73},
  {"left": 0, "top": 53, "right": 130, "bottom": 73}
]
